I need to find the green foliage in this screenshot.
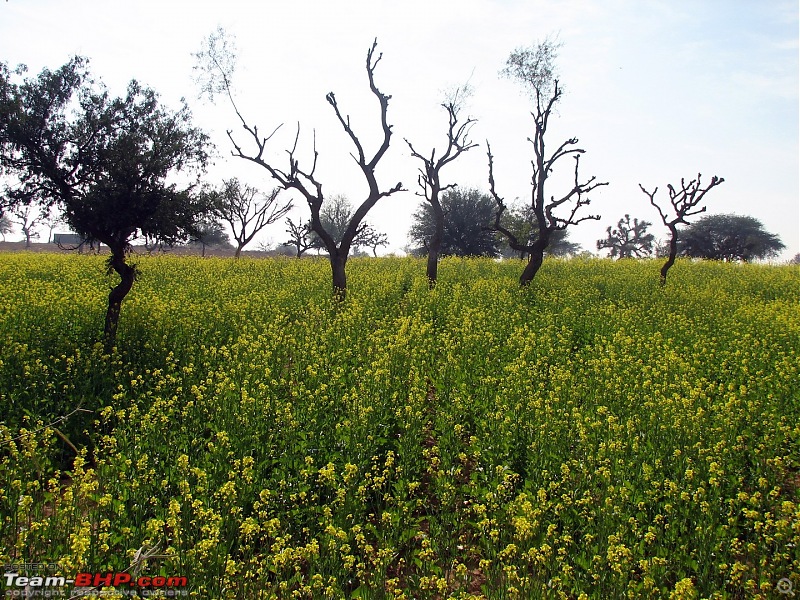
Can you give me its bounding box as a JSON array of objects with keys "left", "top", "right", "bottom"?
[
  {"left": 597, "top": 214, "right": 655, "bottom": 258},
  {"left": 409, "top": 188, "right": 501, "bottom": 257},
  {"left": 189, "top": 218, "right": 231, "bottom": 254},
  {"left": 678, "top": 213, "right": 785, "bottom": 262},
  {"left": 0, "top": 58, "right": 211, "bottom": 254},
  {"left": 1, "top": 254, "right": 799, "bottom": 598}
]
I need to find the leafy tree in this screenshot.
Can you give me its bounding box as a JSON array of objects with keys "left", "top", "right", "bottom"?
[
  {"left": 0, "top": 213, "right": 11, "bottom": 241},
  {"left": 405, "top": 84, "right": 477, "bottom": 285},
  {"left": 0, "top": 57, "right": 211, "bottom": 345},
  {"left": 488, "top": 38, "right": 607, "bottom": 285},
  {"left": 791, "top": 253, "right": 800, "bottom": 265},
  {"left": 195, "top": 30, "right": 402, "bottom": 298},
  {"left": 190, "top": 217, "right": 231, "bottom": 257},
  {"left": 596, "top": 214, "right": 655, "bottom": 258},
  {"left": 677, "top": 214, "right": 784, "bottom": 262},
  {"left": 209, "top": 177, "right": 291, "bottom": 258},
  {"left": 640, "top": 174, "right": 724, "bottom": 285},
  {"left": 409, "top": 187, "right": 500, "bottom": 257}
]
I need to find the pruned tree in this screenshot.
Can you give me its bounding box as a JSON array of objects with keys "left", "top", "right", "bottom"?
[
  {"left": 0, "top": 57, "right": 211, "bottom": 346},
  {"left": 487, "top": 39, "right": 607, "bottom": 285},
  {"left": 596, "top": 214, "right": 655, "bottom": 258},
  {"left": 499, "top": 203, "right": 582, "bottom": 259},
  {"left": 284, "top": 217, "right": 316, "bottom": 258},
  {"left": 194, "top": 29, "right": 403, "bottom": 298},
  {"left": 209, "top": 177, "right": 291, "bottom": 258},
  {"left": 358, "top": 223, "right": 389, "bottom": 257},
  {"left": 640, "top": 174, "right": 724, "bottom": 285},
  {"left": 409, "top": 187, "right": 501, "bottom": 258},
  {"left": 405, "top": 84, "right": 477, "bottom": 286},
  {"left": 678, "top": 214, "right": 784, "bottom": 262}
]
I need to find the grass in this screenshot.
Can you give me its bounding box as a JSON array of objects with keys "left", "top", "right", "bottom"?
[{"left": 0, "top": 253, "right": 798, "bottom": 599}]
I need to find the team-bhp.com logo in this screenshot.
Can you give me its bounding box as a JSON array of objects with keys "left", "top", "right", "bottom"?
[{"left": 3, "top": 566, "right": 188, "bottom": 597}]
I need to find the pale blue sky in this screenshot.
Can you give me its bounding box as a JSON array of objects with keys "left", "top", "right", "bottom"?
[{"left": 2, "top": 0, "right": 798, "bottom": 258}]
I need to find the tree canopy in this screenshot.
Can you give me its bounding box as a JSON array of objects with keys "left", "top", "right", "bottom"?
[
  {"left": 409, "top": 187, "right": 500, "bottom": 258},
  {"left": 0, "top": 57, "right": 212, "bottom": 343},
  {"left": 678, "top": 214, "right": 785, "bottom": 262}
]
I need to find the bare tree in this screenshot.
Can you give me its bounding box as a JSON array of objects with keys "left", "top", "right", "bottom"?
[
  {"left": 210, "top": 178, "right": 291, "bottom": 258},
  {"left": 405, "top": 85, "right": 477, "bottom": 286},
  {"left": 356, "top": 223, "right": 389, "bottom": 257},
  {"left": 194, "top": 30, "right": 403, "bottom": 297},
  {"left": 284, "top": 217, "right": 316, "bottom": 258},
  {"left": 596, "top": 214, "right": 655, "bottom": 258},
  {"left": 640, "top": 174, "right": 724, "bottom": 285},
  {"left": 10, "top": 201, "right": 45, "bottom": 247},
  {"left": 41, "top": 206, "right": 64, "bottom": 243},
  {"left": 487, "top": 39, "right": 607, "bottom": 286}
]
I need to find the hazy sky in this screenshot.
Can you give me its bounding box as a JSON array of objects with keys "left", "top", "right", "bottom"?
[{"left": 2, "top": 0, "right": 798, "bottom": 258}]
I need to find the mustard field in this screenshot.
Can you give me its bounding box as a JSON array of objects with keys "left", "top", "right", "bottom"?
[{"left": 0, "top": 253, "right": 799, "bottom": 599}]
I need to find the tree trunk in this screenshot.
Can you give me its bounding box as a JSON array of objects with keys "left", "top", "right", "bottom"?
[
  {"left": 104, "top": 248, "right": 136, "bottom": 349},
  {"left": 234, "top": 245, "right": 243, "bottom": 259},
  {"left": 426, "top": 201, "right": 444, "bottom": 288},
  {"left": 660, "top": 226, "right": 678, "bottom": 286},
  {"left": 519, "top": 237, "right": 549, "bottom": 286},
  {"left": 330, "top": 252, "right": 347, "bottom": 300}
]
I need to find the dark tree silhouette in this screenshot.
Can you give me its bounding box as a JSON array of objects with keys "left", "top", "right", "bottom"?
[
  {"left": 409, "top": 187, "right": 500, "bottom": 258},
  {"left": 0, "top": 58, "right": 211, "bottom": 345},
  {"left": 209, "top": 178, "right": 291, "bottom": 258},
  {"left": 499, "top": 203, "right": 581, "bottom": 258},
  {"left": 195, "top": 29, "right": 402, "bottom": 298},
  {"left": 190, "top": 217, "right": 231, "bottom": 257},
  {"left": 678, "top": 214, "right": 784, "bottom": 262},
  {"left": 640, "top": 174, "right": 724, "bottom": 285},
  {"left": 357, "top": 224, "right": 389, "bottom": 257},
  {"left": 284, "top": 217, "right": 316, "bottom": 258},
  {"left": 405, "top": 85, "right": 477, "bottom": 286},
  {"left": 487, "top": 39, "right": 607, "bottom": 285},
  {"left": 597, "top": 214, "right": 655, "bottom": 258}
]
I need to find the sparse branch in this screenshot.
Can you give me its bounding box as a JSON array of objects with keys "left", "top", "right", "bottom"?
[
  {"left": 487, "top": 143, "right": 528, "bottom": 253},
  {"left": 198, "top": 34, "right": 402, "bottom": 296},
  {"left": 405, "top": 83, "right": 477, "bottom": 285},
  {"left": 490, "top": 38, "right": 607, "bottom": 285},
  {"left": 641, "top": 173, "right": 724, "bottom": 284}
]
